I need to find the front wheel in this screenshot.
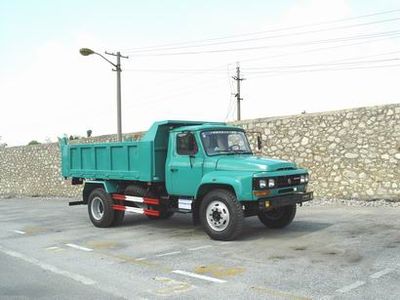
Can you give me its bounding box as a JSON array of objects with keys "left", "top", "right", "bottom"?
[
  {"left": 200, "top": 189, "right": 244, "bottom": 241},
  {"left": 258, "top": 204, "right": 297, "bottom": 229}
]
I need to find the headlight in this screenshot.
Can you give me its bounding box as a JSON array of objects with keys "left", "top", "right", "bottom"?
[
  {"left": 268, "top": 178, "right": 275, "bottom": 188},
  {"left": 259, "top": 179, "right": 267, "bottom": 189},
  {"left": 305, "top": 174, "right": 309, "bottom": 182},
  {"left": 300, "top": 174, "right": 309, "bottom": 183}
]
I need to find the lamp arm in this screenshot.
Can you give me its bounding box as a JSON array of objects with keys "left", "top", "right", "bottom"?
[{"left": 94, "top": 52, "right": 117, "bottom": 68}]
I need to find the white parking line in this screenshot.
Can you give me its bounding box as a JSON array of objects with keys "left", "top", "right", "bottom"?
[
  {"left": 156, "top": 251, "right": 181, "bottom": 257},
  {"left": 172, "top": 270, "right": 226, "bottom": 283},
  {"left": 218, "top": 241, "right": 232, "bottom": 245},
  {"left": 46, "top": 246, "right": 60, "bottom": 251},
  {"left": 13, "top": 230, "right": 26, "bottom": 235},
  {"left": 136, "top": 257, "right": 147, "bottom": 261},
  {"left": 188, "top": 245, "right": 212, "bottom": 251},
  {"left": 370, "top": 268, "right": 394, "bottom": 279},
  {"left": 0, "top": 245, "right": 96, "bottom": 285},
  {"left": 65, "top": 243, "right": 93, "bottom": 252},
  {"left": 336, "top": 281, "right": 365, "bottom": 293}
]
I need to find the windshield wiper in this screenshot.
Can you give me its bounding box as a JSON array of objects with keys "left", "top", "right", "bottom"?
[
  {"left": 219, "top": 150, "right": 252, "bottom": 155},
  {"left": 210, "top": 149, "right": 252, "bottom": 155}
]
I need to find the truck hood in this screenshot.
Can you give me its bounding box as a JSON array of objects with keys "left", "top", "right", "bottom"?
[{"left": 215, "top": 156, "right": 296, "bottom": 172}]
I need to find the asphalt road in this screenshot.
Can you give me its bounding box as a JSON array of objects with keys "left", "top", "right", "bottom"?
[{"left": 0, "top": 197, "right": 399, "bottom": 299}]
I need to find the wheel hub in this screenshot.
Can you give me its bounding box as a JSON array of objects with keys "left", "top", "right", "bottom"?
[
  {"left": 206, "top": 201, "right": 230, "bottom": 232},
  {"left": 91, "top": 196, "right": 104, "bottom": 221}
]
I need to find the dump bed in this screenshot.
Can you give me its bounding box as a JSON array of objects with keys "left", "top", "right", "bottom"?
[
  {"left": 60, "top": 138, "right": 159, "bottom": 181},
  {"left": 59, "top": 120, "right": 211, "bottom": 182}
]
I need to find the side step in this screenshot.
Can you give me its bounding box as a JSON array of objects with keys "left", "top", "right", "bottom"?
[{"left": 111, "top": 194, "right": 160, "bottom": 217}]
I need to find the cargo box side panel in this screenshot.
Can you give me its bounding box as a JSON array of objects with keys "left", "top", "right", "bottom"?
[
  {"left": 65, "top": 141, "right": 148, "bottom": 181},
  {"left": 95, "top": 147, "right": 109, "bottom": 170},
  {"left": 110, "top": 145, "right": 127, "bottom": 171},
  {"left": 59, "top": 138, "right": 71, "bottom": 177},
  {"left": 136, "top": 141, "right": 153, "bottom": 182},
  {"left": 81, "top": 147, "right": 94, "bottom": 170},
  {"left": 70, "top": 148, "right": 80, "bottom": 170},
  {"left": 153, "top": 125, "right": 170, "bottom": 182}
]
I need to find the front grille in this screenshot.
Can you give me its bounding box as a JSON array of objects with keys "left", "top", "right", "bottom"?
[
  {"left": 275, "top": 175, "right": 302, "bottom": 188},
  {"left": 278, "top": 188, "right": 294, "bottom": 194},
  {"left": 253, "top": 174, "right": 306, "bottom": 190}
]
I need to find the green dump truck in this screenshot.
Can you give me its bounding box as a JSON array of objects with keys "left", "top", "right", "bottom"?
[{"left": 60, "top": 120, "right": 313, "bottom": 240}]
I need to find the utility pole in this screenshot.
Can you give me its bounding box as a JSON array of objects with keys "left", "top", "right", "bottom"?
[
  {"left": 232, "top": 62, "right": 245, "bottom": 121},
  {"left": 105, "top": 51, "right": 129, "bottom": 141}
]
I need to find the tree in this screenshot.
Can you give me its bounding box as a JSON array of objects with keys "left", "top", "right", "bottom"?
[
  {"left": 28, "top": 140, "right": 40, "bottom": 145},
  {"left": 86, "top": 129, "right": 92, "bottom": 138}
]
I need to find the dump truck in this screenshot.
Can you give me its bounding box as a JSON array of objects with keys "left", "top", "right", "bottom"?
[{"left": 60, "top": 120, "right": 313, "bottom": 240}]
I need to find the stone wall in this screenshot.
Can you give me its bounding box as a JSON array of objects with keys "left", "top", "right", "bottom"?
[
  {"left": 235, "top": 104, "right": 400, "bottom": 200},
  {"left": 0, "top": 104, "right": 399, "bottom": 200}
]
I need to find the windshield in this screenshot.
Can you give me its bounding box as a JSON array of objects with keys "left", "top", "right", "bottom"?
[{"left": 200, "top": 130, "right": 252, "bottom": 156}]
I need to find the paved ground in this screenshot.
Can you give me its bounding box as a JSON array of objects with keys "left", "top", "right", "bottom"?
[{"left": 0, "top": 197, "right": 399, "bottom": 300}]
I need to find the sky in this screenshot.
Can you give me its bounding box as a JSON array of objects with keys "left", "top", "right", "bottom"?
[{"left": 0, "top": 0, "right": 399, "bottom": 146}]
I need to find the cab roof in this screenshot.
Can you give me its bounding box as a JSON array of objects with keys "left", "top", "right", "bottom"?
[
  {"left": 141, "top": 120, "right": 243, "bottom": 142},
  {"left": 171, "top": 123, "right": 244, "bottom": 132}
]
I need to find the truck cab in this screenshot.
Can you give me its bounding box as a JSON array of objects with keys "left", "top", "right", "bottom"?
[{"left": 60, "top": 120, "right": 313, "bottom": 240}]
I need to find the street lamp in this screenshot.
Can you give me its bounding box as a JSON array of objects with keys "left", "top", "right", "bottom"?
[{"left": 79, "top": 48, "right": 128, "bottom": 142}]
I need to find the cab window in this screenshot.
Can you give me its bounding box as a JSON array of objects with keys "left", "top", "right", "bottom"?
[{"left": 177, "top": 132, "right": 198, "bottom": 155}]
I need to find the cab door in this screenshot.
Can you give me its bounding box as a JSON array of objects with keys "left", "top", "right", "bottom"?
[{"left": 166, "top": 132, "right": 204, "bottom": 196}]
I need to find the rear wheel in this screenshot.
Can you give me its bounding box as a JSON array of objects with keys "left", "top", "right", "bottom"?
[
  {"left": 200, "top": 189, "right": 244, "bottom": 241},
  {"left": 257, "top": 204, "right": 297, "bottom": 229},
  {"left": 88, "top": 188, "right": 119, "bottom": 227}
]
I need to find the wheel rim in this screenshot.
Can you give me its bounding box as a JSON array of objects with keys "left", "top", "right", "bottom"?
[
  {"left": 90, "top": 196, "right": 104, "bottom": 221},
  {"left": 206, "top": 200, "right": 230, "bottom": 232}
]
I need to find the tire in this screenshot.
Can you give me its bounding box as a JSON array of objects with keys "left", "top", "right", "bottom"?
[
  {"left": 88, "top": 188, "right": 118, "bottom": 228},
  {"left": 200, "top": 189, "right": 244, "bottom": 241},
  {"left": 124, "top": 185, "right": 173, "bottom": 219},
  {"left": 257, "top": 204, "right": 297, "bottom": 229},
  {"left": 112, "top": 209, "right": 125, "bottom": 226}
]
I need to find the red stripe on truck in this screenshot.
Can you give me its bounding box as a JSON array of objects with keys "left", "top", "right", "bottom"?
[
  {"left": 112, "top": 194, "right": 126, "bottom": 201},
  {"left": 112, "top": 204, "right": 126, "bottom": 211},
  {"left": 143, "top": 198, "right": 159, "bottom": 205},
  {"left": 112, "top": 194, "right": 160, "bottom": 206},
  {"left": 144, "top": 209, "right": 160, "bottom": 217}
]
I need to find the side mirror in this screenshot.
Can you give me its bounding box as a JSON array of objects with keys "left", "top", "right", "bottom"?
[{"left": 257, "top": 136, "right": 262, "bottom": 151}]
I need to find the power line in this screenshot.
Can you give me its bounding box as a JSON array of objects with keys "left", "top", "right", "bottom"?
[
  {"left": 124, "top": 68, "right": 227, "bottom": 73},
  {"left": 126, "top": 30, "right": 400, "bottom": 57},
  {"left": 246, "top": 63, "right": 400, "bottom": 79},
  {"left": 243, "top": 58, "right": 400, "bottom": 72},
  {"left": 122, "top": 8, "right": 400, "bottom": 52},
  {"left": 237, "top": 34, "right": 400, "bottom": 64},
  {"left": 125, "top": 17, "right": 400, "bottom": 54},
  {"left": 124, "top": 54, "right": 400, "bottom": 75}
]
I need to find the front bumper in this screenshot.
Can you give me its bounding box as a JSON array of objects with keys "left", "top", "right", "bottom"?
[{"left": 258, "top": 192, "right": 313, "bottom": 210}]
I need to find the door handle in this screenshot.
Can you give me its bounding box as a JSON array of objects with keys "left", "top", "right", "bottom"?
[{"left": 170, "top": 168, "right": 178, "bottom": 172}]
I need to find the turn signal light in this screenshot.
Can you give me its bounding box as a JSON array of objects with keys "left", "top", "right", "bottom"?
[{"left": 253, "top": 190, "right": 270, "bottom": 197}]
